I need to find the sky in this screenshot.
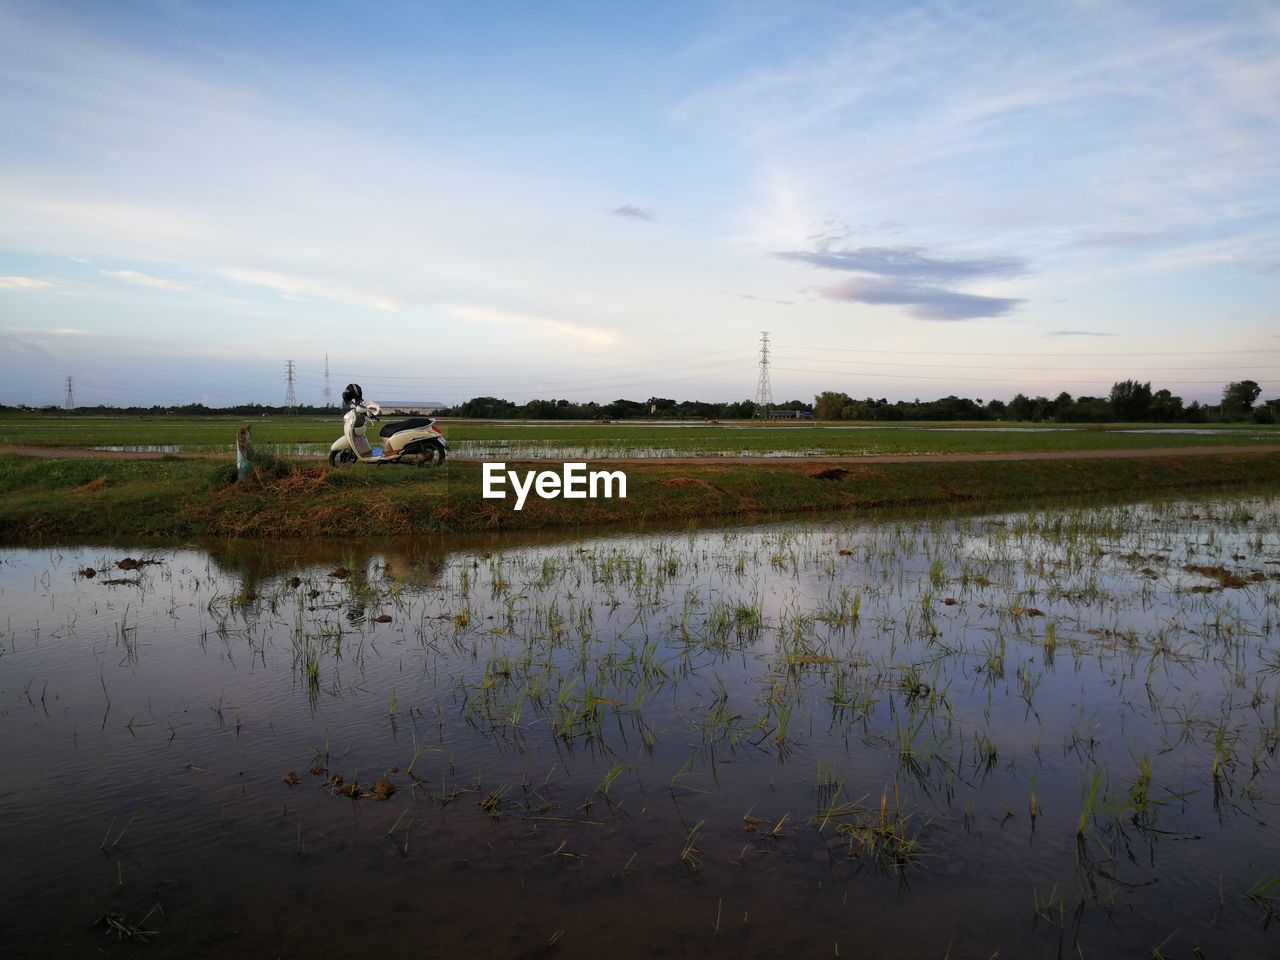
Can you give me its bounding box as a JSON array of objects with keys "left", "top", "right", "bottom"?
[{"left": 1, "top": 0, "right": 1278, "bottom": 408}]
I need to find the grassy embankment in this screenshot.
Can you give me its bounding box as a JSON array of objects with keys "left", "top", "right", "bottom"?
[{"left": 2, "top": 448, "right": 1279, "bottom": 540}]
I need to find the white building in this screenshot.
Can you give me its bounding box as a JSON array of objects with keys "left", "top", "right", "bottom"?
[{"left": 378, "top": 400, "right": 446, "bottom": 415}]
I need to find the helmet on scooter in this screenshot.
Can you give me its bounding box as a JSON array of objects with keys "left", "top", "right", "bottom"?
[{"left": 341, "top": 383, "right": 363, "bottom": 407}]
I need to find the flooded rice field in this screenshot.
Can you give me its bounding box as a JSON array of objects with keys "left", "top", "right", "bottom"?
[
  {"left": 446, "top": 442, "right": 824, "bottom": 460},
  {"left": 3, "top": 493, "right": 1280, "bottom": 957},
  {"left": 90, "top": 442, "right": 843, "bottom": 459}
]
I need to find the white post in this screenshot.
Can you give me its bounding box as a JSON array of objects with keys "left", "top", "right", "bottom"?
[{"left": 236, "top": 427, "right": 252, "bottom": 480}]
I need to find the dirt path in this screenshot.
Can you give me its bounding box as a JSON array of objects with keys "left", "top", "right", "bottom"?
[{"left": 5, "top": 443, "right": 1280, "bottom": 464}]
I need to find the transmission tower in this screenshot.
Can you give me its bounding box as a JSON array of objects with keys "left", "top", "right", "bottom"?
[
  {"left": 753, "top": 332, "right": 772, "bottom": 418},
  {"left": 64, "top": 376, "right": 76, "bottom": 410},
  {"left": 323, "top": 354, "right": 332, "bottom": 407},
  {"left": 285, "top": 360, "right": 297, "bottom": 412}
]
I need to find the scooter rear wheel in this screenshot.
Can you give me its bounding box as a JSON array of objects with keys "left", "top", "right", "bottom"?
[{"left": 405, "top": 438, "right": 446, "bottom": 467}]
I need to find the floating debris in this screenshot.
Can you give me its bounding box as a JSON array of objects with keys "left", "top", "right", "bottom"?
[
  {"left": 97, "top": 909, "right": 158, "bottom": 943},
  {"left": 114, "top": 557, "right": 161, "bottom": 571},
  {"left": 1184, "top": 563, "right": 1248, "bottom": 589}
]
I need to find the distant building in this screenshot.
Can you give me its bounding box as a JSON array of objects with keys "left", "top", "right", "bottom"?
[{"left": 379, "top": 401, "right": 446, "bottom": 415}]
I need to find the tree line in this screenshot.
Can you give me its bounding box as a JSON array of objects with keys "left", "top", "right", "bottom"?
[
  {"left": 442, "top": 396, "right": 808, "bottom": 420},
  {"left": 8, "top": 380, "right": 1272, "bottom": 422},
  {"left": 445, "top": 380, "right": 1273, "bottom": 423},
  {"left": 812, "top": 380, "right": 1273, "bottom": 424}
]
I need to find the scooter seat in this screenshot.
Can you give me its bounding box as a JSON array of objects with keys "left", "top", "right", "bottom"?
[{"left": 378, "top": 417, "right": 435, "bottom": 438}]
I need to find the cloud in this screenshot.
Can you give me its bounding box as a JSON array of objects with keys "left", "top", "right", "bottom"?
[
  {"left": 733, "top": 292, "right": 795, "bottom": 306},
  {"left": 102, "top": 269, "right": 191, "bottom": 291},
  {"left": 818, "top": 277, "right": 1021, "bottom": 320},
  {"left": 0, "top": 276, "right": 54, "bottom": 290},
  {"left": 220, "top": 267, "right": 400, "bottom": 311},
  {"left": 1069, "top": 229, "right": 1172, "bottom": 249},
  {"left": 1050, "top": 329, "right": 1115, "bottom": 337},
  {"left": 4, "top": 325, "right": 93, "bottom": 336},
  {"left": 676, "top": 2, "right": 1280, "bottom": 311},
  {"left": 454, "top": 305, "right": 617, "bottom": 346},
  {"left": 775, "top": 245, "right": 1025, "bottom": 282},
  {"left": 776, "top": 242, "right": 1026, "bottom": 320},
  {"left": 611, "top": 204, "right": 656, "bottom": 222},
  {"left": 0, "top": 334, "right": 53, "bottom": 361}
]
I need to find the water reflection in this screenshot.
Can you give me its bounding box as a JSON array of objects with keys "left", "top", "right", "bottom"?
[{"left": 2, "top": 494, "right": 1279, "bottom": 958}]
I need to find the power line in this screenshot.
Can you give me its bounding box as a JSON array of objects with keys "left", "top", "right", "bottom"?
[
  {"left": 772, "top": 353, "right": 1279, "bottom": 373},
  {"left": 325, "top": 348, "right": 757, "bottom": 384},
  {"left": 772, "top": 365, "right": 1277, "bottom": 385},
  {"left": 777, "top": 344, "right": 1280, "bottom": 359}
]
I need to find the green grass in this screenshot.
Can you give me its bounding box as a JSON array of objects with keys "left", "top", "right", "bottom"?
[
  {"left": 0, "top": 412, "right": 1277, "bottom": 457},
  {"left": 1, "top": 447, "right": 1278, "bottom": 539}
]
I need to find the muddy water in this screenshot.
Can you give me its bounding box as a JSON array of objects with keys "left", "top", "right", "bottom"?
[{"left": 2, "top": 495, "right": 1280, "bottom": 958}]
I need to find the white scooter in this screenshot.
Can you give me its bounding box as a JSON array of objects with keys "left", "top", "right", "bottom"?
[{"left": 328, "top": 383, "right": 448, "bottom": 467}]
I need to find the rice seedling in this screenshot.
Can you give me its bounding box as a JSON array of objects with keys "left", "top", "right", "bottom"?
[
  {"left": 1077, "top": 765, "right": 1105, "bottom": 837},
  {"left": 593, "top": 762, "right": 624, "bottom": 802},
  {"left": 479, "top": 783, "right": 509, "bottom": 817},
  {"left": 1032, "top": 884, "right": 1064, "bottom": 929},
  {"left": 680, "top": 819, "right": 705, "bottom": 873},
  {"left": 812, "top": 782, "right": 929, "bottom": 874},
  {"left": 1245, "top": 874, "right": 1280, "bottom": 926}
]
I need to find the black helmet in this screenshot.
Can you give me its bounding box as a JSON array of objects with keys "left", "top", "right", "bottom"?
[{"left": 341, "top": 383, "right": 363, "bottom": 407}]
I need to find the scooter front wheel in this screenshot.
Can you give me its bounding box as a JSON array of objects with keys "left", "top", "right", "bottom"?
[{"left": 329, "top": 449, "right": 358, "bottom": 467}]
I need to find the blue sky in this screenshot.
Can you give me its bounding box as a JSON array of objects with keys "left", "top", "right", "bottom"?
[{"left": 1, "top": 0, "right": 1277, "bottom": 407}]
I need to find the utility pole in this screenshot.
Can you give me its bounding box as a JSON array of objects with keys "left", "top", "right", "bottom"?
[
  {"left": 285, "top": 360, "right": 297, "bottom": 413},
  {"left": 753, "top": 331, "right": 772, "bottom": 419},
  {"left": 323, "top": 354, "right": 332, "bottom": 407},
  {"left": 64, "top": 376, "right": 75, "bottom": 410}
]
